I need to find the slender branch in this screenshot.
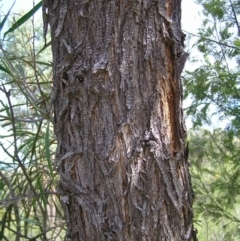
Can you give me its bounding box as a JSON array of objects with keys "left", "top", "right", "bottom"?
[
  {"left": 0, "top": 47, "right": 42, "bottom": 114},
  {"left": 0, "top": 142, "right": 15, "bottom": 161},
  {"left": 31, "top": 6, "right": 46, "bottom": 112},
  {"left": 183, "top": 30, "right": 240, "bottom": 50},
  {"left": 30, "top": 119, "right": 43, "bottom": 162},
  {"left": 229, "top": 0, "right": 240, "bottom": 36},
  {"left": 0, "top": 114, "right": 44, "bottom": 123},
  {"left": 213, "top": 19, "right": 231, "bottom": 75},
  {"left": 0, "top": 84, "right": 47, "bottom": 223},
  {"left": 0, "top": 191, "right": 59, "bottom": 207}
]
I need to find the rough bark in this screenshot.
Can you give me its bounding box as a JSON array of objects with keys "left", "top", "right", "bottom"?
[{"left": 45, "top": 0, "right": 194, "bottom": 240}]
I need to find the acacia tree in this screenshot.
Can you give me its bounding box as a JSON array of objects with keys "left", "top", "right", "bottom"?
[
  {"left": 184, "top": 0, "right": 240, "bottom": 130},
  {"left": 183, "top": 0, "right": 240, "bottom": 239},
  {"left": 44, "top": 0, "right": 194, "bottom": 240}
]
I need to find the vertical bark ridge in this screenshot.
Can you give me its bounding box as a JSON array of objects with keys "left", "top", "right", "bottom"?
[{"left": 46, "top": 0, "right": 194, "bottom": 240}]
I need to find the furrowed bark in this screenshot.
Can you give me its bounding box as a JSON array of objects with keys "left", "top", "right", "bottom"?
[{"left": 45, "top": 0, "right": 194, "bottom": 240}]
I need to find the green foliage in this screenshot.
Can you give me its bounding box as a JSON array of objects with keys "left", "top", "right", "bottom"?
[
  {"left": 0, "top": 3, "right": 65, "bottom": 240},
  {"left": 184, "top": 0, "right": 240, "bottom": 240},
  {"left": 203, "top": 0, "right": 225, "bottom": 19},
  {"left": 189, "top": 129, "right": 240, "bottom": 240},
  {"left": 184, "top": 0, "right": 240, "bottom": 132},
  {"left": 3, "top": 1, "right": 42, "bottom": 39}
]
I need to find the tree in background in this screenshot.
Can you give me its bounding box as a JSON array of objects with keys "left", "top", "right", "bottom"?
[
  {"left": 189, "top": 129, "right": 240, "bottom": 240},
  {"left": 45, "top": 0, "right": 194, "bottom": 240},
  {"left": 184, "top": 0, "right": 240, "bottom": 130},
  {"left": 184, "top": 0, "right": 240, "bottom": 240}
]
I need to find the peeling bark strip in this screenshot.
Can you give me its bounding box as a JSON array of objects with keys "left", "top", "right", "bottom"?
[{"left": 46, "top": 0, "right": 194, "bottom": 240}]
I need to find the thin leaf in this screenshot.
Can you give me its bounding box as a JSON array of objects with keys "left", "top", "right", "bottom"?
[
  {"left": 0, "top": 65, "right": 12, "bottom": 75},
  {"left": 37, "top": 41, "right": 52, "bottom": 55},
  {"left": 3, "top": 1, "right": 42, "bottom": 39},
  {"left": 30, "top": 120, "right": 43, "bottom": 161},
  {"left": 0, "top": 205, "right": 13, "bottom": 240},
  {"left": 0, "top": 1, "right": 15, "bottom": 32},
  {"left": 20, "top": 218, "right": 40, "bottom": 226},
  {"left": 36, "top": 176, "right": 47, "bottom": 209},
  {"left": 45, "top": 121, "right": 54, "bottom": 178}
]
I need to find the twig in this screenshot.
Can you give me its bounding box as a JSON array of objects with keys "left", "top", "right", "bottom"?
[
  {"left": 0, "top": 170, "right": 20, "bottom": 241},
  {"left": 183, "top": 30, "right": 240, "bottom": 50},
  {"left": 0, "top": 84, "right": 47, "bottom": 227},
  {"left": 0, "top": 191, "right": 59, "bottom": 207},
  {"left": 229, "top": 0, "right": 240, "bottom": 36},
  {"left": 0, "top": 114, "right": 44, "bottom": 123}
]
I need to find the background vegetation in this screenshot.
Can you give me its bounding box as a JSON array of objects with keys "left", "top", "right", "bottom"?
[
  {"left": 0, "top": 2, "right": 65, "bottom": 240},
  {"left": 185, "top": 0, "right": 240, "bottom": 240},
  {"left": 0, "top": 0, "right": 240, "bottom": 240}
]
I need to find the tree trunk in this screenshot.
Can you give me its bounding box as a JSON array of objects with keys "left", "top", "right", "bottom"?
[{"left": 45, "top": 0, "right": 194, "bottom": 240}]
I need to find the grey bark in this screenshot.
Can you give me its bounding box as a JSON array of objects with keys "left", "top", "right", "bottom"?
[{"left": 45, "top": 0, "right": 194, "bottom": 240}]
